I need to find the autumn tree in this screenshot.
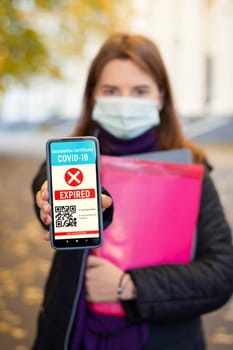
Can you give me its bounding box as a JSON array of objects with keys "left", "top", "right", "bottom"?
[{"left": 0, "top": 0, "right": 132, "bottom": 91}]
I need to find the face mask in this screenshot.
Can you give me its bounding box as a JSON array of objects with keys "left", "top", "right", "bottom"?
[{"left": 92, "top": 96, "right": 160, "bottom": 139}]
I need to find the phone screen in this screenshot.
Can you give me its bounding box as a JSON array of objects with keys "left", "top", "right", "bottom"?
[{"left": 46, "top": 137, "right": 103, "bottom": 250}]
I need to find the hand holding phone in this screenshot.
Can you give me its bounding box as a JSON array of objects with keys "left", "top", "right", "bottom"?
[{"left": 46, "top": 137, "right": 103, "bottom": 250}]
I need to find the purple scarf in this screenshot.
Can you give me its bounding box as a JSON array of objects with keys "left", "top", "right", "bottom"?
[
  {"left": 70, "top": 283, "right": 149, "bottom": 350},
  {"left": 95, "top": 126, "right": 158, "bottom": 156},
  {"left": 71, "top": 127, "right": 158, "bottom": 349}
]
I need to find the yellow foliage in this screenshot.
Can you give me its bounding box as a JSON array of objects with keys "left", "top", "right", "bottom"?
[{"left": 0, "top": 0, "right": 133, "bottom": 90}]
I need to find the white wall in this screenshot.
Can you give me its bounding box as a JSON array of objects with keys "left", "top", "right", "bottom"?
[
  {"left": 209, "top": 0, "right": 233, "bottom": 116},
  {"left": 130, "top": 0, "right": 233, "bottom": 118}
]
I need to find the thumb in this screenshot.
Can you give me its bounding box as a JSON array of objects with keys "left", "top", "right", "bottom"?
[{"left": 87, "top": 254, "right": 103, "bottom": 267}]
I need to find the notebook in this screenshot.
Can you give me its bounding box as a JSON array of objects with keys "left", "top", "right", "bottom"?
[
  {"left": 89, "top": 152, "right": 203, "bottom": 316},
  {"left": 126, "top": 149, "right": 192, "bottom": 164}
]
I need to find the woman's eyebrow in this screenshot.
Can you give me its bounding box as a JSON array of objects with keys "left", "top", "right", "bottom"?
[
  {"left": 133, "top": 84, "right": 151, "bottom": 89},
  {"left": 100, "top": 84, "right": 118, "bottom": 89}
]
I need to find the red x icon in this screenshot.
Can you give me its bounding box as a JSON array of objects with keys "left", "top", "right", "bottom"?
[{"left": 64, "top": 168, "right": 83, "bottom": 187}]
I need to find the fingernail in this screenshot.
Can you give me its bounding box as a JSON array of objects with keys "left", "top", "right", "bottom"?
[
  {"left": 104, "top": 195, "right": 112, "bottom": 206},
  {"left": 41, "top": 191, "right": 46, "bottom": 200},
  {"left": 43, "top": 216, "right": 48, "bottom": 224}
]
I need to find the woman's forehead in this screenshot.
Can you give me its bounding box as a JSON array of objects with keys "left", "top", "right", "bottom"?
[{"left": 97, "top": 59, "right": 156, "bottom": 86}]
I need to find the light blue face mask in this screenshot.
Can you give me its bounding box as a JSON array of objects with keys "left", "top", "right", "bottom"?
[{"left": 92, "top": 96, "right": 160, "bottom": 139}]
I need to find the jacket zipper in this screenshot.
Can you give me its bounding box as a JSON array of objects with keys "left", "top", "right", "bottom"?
[{"left": 64, "top": 249, "right": 88, "bottom": 350}]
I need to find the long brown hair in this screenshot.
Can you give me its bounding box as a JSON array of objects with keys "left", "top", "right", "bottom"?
[{"left": 72, "top": 33, "right": 208, "bottom": 165}]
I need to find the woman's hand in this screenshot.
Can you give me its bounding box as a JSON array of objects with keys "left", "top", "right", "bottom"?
[
  {"left": 36, "top": 181, "right": 113, "bottom": 241},
  {"left": 36, "top": 181, "right": 51, "bottom": 241},
  {"left": 85, "top": 255, "right": 123, "bottom": 302},
  {"left": 85, "top": 255, "right": 137, "bottom": 302}
]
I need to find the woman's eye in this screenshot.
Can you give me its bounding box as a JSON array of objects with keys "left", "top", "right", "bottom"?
[
  {"left": 137, "top": 90, "right": 146, "bottom": 95},
  {"left": 101, "top": 87, "right": 117, "bottom": 96},
  {"left": 134, "top": 87, "right": 150, "bottom": 96}
]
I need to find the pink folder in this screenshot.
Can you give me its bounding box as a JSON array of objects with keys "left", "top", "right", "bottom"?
[{"left": 89, "top": 155, "right": 204, "bottom": 316}]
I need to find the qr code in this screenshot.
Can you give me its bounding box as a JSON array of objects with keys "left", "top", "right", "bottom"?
[{"left": 55, "top": 205, "right": 77, "bottom": 228}]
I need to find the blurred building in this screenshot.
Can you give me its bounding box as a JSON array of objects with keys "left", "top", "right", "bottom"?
[
  {"left": 131, "top": 0, "right": 233, "bottom": 118},
  {"left": 0, "top": 0, "right": 232, "bottom": 123}
]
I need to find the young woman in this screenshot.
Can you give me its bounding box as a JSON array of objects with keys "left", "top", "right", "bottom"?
[{"left": 32, "top": 33, "right": 233, "bottom": 350}]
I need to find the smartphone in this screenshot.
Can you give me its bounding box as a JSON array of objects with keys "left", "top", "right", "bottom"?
[{"left": 46, "top": 137, "right": 103, "bottom": 250}]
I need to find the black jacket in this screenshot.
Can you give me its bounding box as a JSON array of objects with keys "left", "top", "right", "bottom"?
[{"left": 31, "top": 161, "right": 233, "bottom": 350}]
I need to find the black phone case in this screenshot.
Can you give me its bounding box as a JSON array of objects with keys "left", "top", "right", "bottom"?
[{"left": 46, "top": 136, "right": 103, "bottom": 250}]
